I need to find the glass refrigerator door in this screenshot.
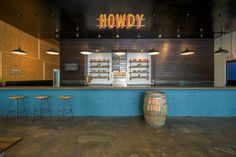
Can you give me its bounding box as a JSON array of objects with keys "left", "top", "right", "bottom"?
[{"left": 53, "top": 69, "right": 60, "bottom": 87}]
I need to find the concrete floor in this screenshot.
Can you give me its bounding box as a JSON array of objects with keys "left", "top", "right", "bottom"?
[{"left": 0, "top": 117, "right": 236, "bottom": 157}]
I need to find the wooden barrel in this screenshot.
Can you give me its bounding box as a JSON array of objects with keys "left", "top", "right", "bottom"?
[{"left": 143, "top": 92, "right": 167, "bottom": 127}]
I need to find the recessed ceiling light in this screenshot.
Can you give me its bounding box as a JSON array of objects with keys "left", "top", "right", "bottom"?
[
  {"left": 137, "top": 34, "right": 141, "bottom": 38},
  {"left": 98, "top": 34, "right": 101, "bottom": 38},
  {"left": 158, "top": 34, "right": 162, "bottom": 38},
  {"left": 116, "top": 34, "right": 120, "bottom": 38}
]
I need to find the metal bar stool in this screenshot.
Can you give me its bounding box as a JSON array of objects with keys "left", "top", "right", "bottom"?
[
  {"left": 32, "top": 96, "right": 52, "bottom": 121},
  {"left": 6, "top": 96, "right": 28, "bottom": 121},
  {"left": 57, "top": 96, "right": 73, "bottom": 120}
]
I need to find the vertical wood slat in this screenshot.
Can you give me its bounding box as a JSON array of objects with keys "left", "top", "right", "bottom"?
[{"left": 0, "top": 52, "right": 2, "bottom": 79}]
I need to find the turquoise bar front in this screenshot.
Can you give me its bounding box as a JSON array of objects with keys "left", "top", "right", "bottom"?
[{"left": 0, "top": 88, "right": 236, "bottom": 117}]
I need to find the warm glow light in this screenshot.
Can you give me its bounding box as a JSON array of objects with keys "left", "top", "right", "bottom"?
[
  {"left": 12, "top": 47, "right": 26, "bottom": 55},
  {"left": 181, "top": 48, "right": 195, "bottom": 56},
  {"left": 46, "top": 49, "right": 59, "bottom": 55},
  {"left": 148, "top": 49, "right": 160, "bottom": 55},
  {"left": 181, "top": 51, "right": 194, "bottom": 55},
  {"left": 80, "top": 51, "right": 92, "bottom": 55},
  {"left": 148, "top": 51, "right": 160, "bottom": 55},
  {"left": 114, "top": 51, "right": 126, "bottom": 56}
]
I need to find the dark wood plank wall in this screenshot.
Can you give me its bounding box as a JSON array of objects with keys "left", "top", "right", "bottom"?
[
  {"left": 60, "top": 40, "right": 86, "bottom": 86},
  {"left": 60, "top": 39, "right": 214, "bottom": 86}
]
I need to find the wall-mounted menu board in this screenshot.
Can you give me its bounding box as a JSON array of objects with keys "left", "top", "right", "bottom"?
[{"left": 64, "top": 63, "right": 80, "bottom": 71}]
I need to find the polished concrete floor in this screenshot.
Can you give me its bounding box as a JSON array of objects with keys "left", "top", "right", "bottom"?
[{"left": 0, "top": 117, "right": 236, "bottom": 157}]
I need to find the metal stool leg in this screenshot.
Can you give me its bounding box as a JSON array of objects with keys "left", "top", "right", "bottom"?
[
  {"left": 22, "top": 98, "right": 28, "bottom": 118},
  {"left": 47, "top": 98, "right": 52, "bottom": 120},
  {"left": 5, "top": 99, "right": 13, "bottom": 122}
]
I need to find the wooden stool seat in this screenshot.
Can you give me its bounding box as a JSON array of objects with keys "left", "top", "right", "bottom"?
[
  {"left": 35, "top": 96, "right": 49, "bottom": 99},
  {"left": 9, "top": 96, "right": 25, "bottom": 100},
  {"left": 58, "top": 96, "right": 72, "bottom": 99}
]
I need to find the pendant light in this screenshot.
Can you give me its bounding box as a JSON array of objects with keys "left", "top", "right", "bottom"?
[
  {"left": 80, "top": 50, "right": 92, "bottom": 55},
  {"left": 181, "top": 13, "right": 194, "bottom": 56},
  {"left": 80, "top": 14, "right": 92, "bottom": 55},
  {"left": 46, "top": 29, "right": 59, "bottom": 55},
  {"left": 214, "top": 14, "right": 229, "bottom": 55},
  {"left": 114, "top": 49, "right": 126, "bottom": 56},
  {"left": 46, "top": 48, "right": 59, "bottom": 55},
  {"left": 180, "top": 48, "right": 194, "bottom": 56},
  {"left": 12, "top": 13, "right": 27, "bottom": 55},
  {"left": 148, "top": 48, "right": 160, "bottom": 55},
  {"left": 214, "top": 47, "right": 228, "bottom": 54}
]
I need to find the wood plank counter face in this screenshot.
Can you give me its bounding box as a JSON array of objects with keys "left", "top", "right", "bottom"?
[{"left": 0, "top": 87, "right": 236, "bottom": 117}]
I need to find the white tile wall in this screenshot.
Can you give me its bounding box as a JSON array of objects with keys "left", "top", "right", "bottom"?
[
  {"left": 127, "top": 53, "right": 151, "bottom": 85},
  {"left": 214, "top": 30, "right": 236, "bottom": 87},
  {"left": 87, "top": 53, "right": 112, "bottom": 84}
]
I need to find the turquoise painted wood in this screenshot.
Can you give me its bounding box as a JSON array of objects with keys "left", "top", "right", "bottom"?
[{"left": 0, "top": 89, "right": 236, "bottom": 117}]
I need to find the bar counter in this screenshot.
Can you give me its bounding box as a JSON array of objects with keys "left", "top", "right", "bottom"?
[{"left": 0, "top": 86, "right": 236, "bottom": 117}]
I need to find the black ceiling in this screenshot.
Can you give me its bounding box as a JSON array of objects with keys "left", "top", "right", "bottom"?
[{"left": 0, "top": 0, "right": 236, "bottom": 39}]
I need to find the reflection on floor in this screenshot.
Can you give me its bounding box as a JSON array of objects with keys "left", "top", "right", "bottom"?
[{"left": 0, "top": 117, "right": 236, "bottom": 157}]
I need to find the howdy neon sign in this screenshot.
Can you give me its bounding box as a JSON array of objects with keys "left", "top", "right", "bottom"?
[{"left": 98, "top": 14, "right": 145, "bottom": 29}]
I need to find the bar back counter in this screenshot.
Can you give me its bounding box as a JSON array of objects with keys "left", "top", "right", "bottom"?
[{"left": 0, "top": 86, "right": 236, "bottom": 117}]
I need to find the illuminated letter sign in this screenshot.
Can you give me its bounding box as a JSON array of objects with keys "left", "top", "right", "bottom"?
[{"left": 98, "top": 14, "right": 145, "bottom": 29}]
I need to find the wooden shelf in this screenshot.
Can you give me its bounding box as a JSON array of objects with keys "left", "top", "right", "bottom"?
[
  {"left": 129, "top": 76, "right": 149, "bottom": 80},
  {"left": 129, "top": 66, "right": 149, "bottom": 68},
  {"left": 90, "top": 60, "right": 110, "bottom": 63},
  {"left": 129, "top": 60, "right": 149, "bottom": 63},
  {"left": 90, "top": 58, "right": 110, "bottom": 81},
  {"left": 130, "top": 72, "right": 149, "bottom": 73},
  {"left": 90, "top": 72, "right": 109, "bottom": 74},
  {"left": 129, "top": 58, "right": 150, "bottom": 80},
  {"left": 90, "top": 66, "right": 110, "bottom": 68},
  {"left": 91, "top": 76, "right": 110, "bottom": 79}
]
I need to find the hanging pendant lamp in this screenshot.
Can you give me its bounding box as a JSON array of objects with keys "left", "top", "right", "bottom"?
[
  {"left": 12, "top": 47, "right": 27, "bottom": 55},
  {"left": 46, "top": 49, "right": 59, "bottom": 55},
  {"left": 114, "top": 49, "right": 126, "bottom": 56},
  {"left": 181, "top": 13, "right": 194, "bottom": 56},
  {"left": 214, "top": 47, "right": 228, "bottom": 54},
  {"left": 181, "top": 48, "right": 195, "bottom": 56},
  {"left": 148, "top": 48, "right": 160, "bottom": 55},
  {"left": 80, "top": 15, "right": 92, "bottom": 55},
  {"left": 214, "top": 47, "right": 228, "bottom": 55},
  {"left": 80, "top": 50, "right": 92, "bottom": 55},
  {"left": 214, "top": 14, "right": 229, "bottom": 55},
  {"left": 12, "top": 13, "right": 27, "bottom": 55}
]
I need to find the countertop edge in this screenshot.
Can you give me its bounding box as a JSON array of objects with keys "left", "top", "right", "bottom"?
[{"left": 0, "top": 86, "right": 236, "bottom": 90}]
